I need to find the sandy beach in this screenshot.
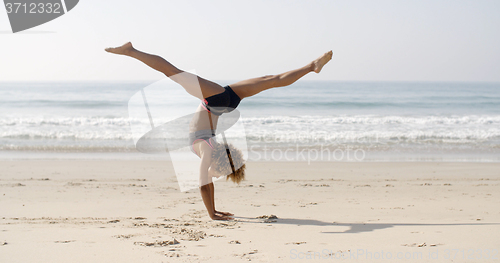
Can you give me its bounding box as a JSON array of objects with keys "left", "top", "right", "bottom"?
[{"left": 1, "top": 160, "right": 499, "bottom": 262}]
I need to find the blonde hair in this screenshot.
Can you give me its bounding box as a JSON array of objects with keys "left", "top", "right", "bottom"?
[{"left": 211, "top": 142, "right": 246, "bottom": 184}]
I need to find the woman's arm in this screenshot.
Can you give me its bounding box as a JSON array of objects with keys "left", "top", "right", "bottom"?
[
  {"left": 198, "top": 146, "right": 231, "bottom": 220},
  {"left": 209, "top": 182, "right": 215, "bottom": 211},
  {"left": 209, "top": 182, "right": 234, "bottom": 217},
  {"left": 200, "top": 184, "right": 217, "bottom": 219}
]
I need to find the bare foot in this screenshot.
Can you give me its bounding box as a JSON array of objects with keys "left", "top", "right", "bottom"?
[
  {"left": 312, "top": 50, "right": 333, "bottom": 73},
  {"left": 105, "top": 42, "right": 134, "bottom": 55}
]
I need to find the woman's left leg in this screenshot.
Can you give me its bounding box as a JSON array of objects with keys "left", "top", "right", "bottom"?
[
  {"left": 229, "top": 64, "right": 312, "bottom": 99},
  {"left": 229, "top": 51, "right": 332, "bottom": 100}
]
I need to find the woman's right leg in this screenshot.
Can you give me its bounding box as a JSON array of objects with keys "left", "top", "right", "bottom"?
[{"left": 105, "top": 42, "right": 224, "bottom": 99}]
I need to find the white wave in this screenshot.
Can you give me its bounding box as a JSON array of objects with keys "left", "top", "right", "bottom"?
[
  {"left": 0, "top": 116, "right": 139, "bottom": 127},
  {"left": 1, "top": 115, "right": 499, "bottom": 144},
  {"left": 241, "top": 115, "right": 500, "bottom": 125}
]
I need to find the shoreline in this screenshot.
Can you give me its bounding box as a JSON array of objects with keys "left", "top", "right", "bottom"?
[{"left": 0, "top": 150, "right": 499, "bottom": 163}]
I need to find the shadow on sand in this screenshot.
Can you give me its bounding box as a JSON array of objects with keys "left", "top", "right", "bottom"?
[{"left": 233, "top": 216, "right": 500, "bottom": 234}]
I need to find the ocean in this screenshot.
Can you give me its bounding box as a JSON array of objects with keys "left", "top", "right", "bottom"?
[{"left": 1, "top": 80, "right": 499, "bottom": 162}]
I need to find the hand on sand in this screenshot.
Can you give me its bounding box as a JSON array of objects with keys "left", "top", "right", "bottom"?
[
  {"left": 211, "top": 214, "right": 233, "bottom": 221},
  {"left": 215, "top": 210, "right": 234, "bottom": 217}
]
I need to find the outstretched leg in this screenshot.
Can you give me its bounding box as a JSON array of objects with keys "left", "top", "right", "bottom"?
[
  {"left": 105, "top": 42, "right": 224, "bottom": 99},
  {"left": 229, "top": 51, "right": 333, "bottom": 99}
]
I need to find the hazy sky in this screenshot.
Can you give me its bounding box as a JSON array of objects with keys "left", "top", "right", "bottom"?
[{"left": 1, "top": 0, "right": 499, "bottom": 82}]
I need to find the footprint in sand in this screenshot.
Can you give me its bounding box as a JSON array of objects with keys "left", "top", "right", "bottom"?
[
  {"left": 286, "top": 241, "right": 306, "bottom": 245},
  {"left": 256, "top": 214, "right": 278, "bottom": 223},
  {"left": 54, "top": 240, "right": 75, "bottom": 243},
  {"left": 134, "top": 238, "right": 179, "bottom": 247}
]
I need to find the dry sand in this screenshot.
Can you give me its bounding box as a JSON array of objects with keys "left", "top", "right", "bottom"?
[{"left": 1, "top": 161, "right": 499, "bottom": 262}]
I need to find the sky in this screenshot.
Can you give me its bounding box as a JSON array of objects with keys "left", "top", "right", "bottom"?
[{"left": 1, "top": 0, "right": 499, "bottom": 82}]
